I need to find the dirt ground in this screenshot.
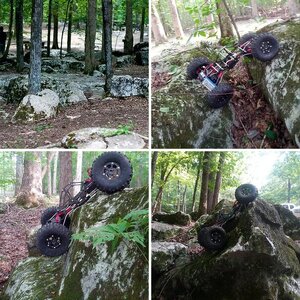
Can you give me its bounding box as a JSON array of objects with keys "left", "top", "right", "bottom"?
[
  {"left": 0, "top": 96, "right": 148, "bottom": 149},
  {"left": 0, "top": 204, "right": 44, "bottom": 293}
]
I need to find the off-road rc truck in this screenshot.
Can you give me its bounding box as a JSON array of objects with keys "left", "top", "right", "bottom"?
[
  {"left": 36, "top": 152, "right": 132, "bottom": 257},
  {"left": 187, "top": 33, "right": 279, "bottom": 108},
  {"left": 198, "top": 183, "right": 258, "bottom": 250}
]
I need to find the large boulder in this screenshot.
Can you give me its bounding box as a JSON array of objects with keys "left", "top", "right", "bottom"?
[
  {"left": 152, "top": 48, "right": 234, "bottom": 148},
  {"left": 3, "top": 187, "right": 148, "bottom": 300},
  {"left": 248, "top": 18, "right": 300, "bottom": 147},
  {"left": 152, "top": 242, "right": 188, "bottom": 275},
  {"left": 153, "top": 211, "right": 191, "bottom": 226},
  {"left": 152, "top": 221, "right": 185, "bottom": 241},
  {"left": 12, "top": 89, "right": 59, "bottom": 122},
  {"left": 135, "top": 48, "right": 149, "bottom": 66},
  {"left": 153, "top": 199, "right": 300, "bottom": 299},
  {"left": 110, "top": 75, "right": 148, "bottom": 97},
  {"left": 274, "top": 204, "right": 300, "bottom": 240}
]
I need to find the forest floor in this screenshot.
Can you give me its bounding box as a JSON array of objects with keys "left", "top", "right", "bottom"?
[
  {"left": 0, "top": 203, "right": 44, "bottom": 293},
  {"left": 0, "top": 95, "right": 148, "bottom": 148}
]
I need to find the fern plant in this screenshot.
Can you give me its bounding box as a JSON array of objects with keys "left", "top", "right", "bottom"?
[{"left": 72, "top": 209, "right": 148, "bottom": 261}]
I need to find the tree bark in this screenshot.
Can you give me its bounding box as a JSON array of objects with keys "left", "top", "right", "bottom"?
[
  {"left": 52, "top": 0, "right": 59, "bottom": 49},
  {"left": 102, "top": 0, "right": 113, "bottom": 93},
  {"left": 46, "top": 152, "right": 52, "bottom": 196},
  {"left": 74, "top": 150, "right": 83, "bottom": 195},
  {"left": 251, "top": 0, "right": 258, "bottom": 17},
  {"left": 191, "top": 153, "right": 203, "bottom": 212},
  {"left": 15, "top": 152, "right": 43, "bottom": 208},
  {"left": 167, "top": 0, "right": 184, "bottom": 38},
  {"left": 124, "top": 0, "right": 133, "bottom": 54},
  {"left": 216, "top": 0, "right": 234, "bottom": 39},
  {"left": 52, "top": 152, "right": 58, "bottom": 195},
  {"left": 14, "top": 153, "right": 24, "bottom": 196},
  {"left": 151, "top": 3, "right": 167, "bottom": 45},
  {"left": 151, "top": 151, "right": 158, "bottom": 188},
  {"left": 212, "top": 152, "right": 225, "bottom": 209},
  {"left": 15, "top": 0, "right": 24, "bottom": 71},
  {"left": 198, "top": 152, "right": 211, "bottom": 215},
  {"left": 2, "top": 0, "right": 13, "bottom": 60},
  {"left": 28, "top": 0, "right": 43, "bottom": 95},
  {"left": 139, "top": 5, "right": 146, "bottom": 42},
  {"left": 182, "top": 185, "right": 187, "bottom": 213},
  {"left": 85, "top": 0, "right": 97, "bottom": 74},
  {"left": 67, "top": 0, "right": 73, "bottom": 52},
  {"left": 59, "top": 152, "right": 73, "bottom": 206},
  {"left": 47, "top": 0, "right": 52, "bottom": 56},
  {"left": 287, "top": 178, "right": 291, "bottom": 203}
]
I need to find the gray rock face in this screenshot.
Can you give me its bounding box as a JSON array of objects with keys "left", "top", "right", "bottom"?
[
  {"left": 110, "top": 75, "right": 148, "bottom": 97},
  {"left": 153, "top": 199, "right": 300, "bottom": 299},
  {"left": 116, "top": 55, "right": 133, "bottom": 67},
  {"left": 152, "top": 52, "right": 233, "bottom": 148},
  {"left": 13, "top": 89, "right": 59, "bottom": 122},
  {"left": 274, "top": 204, "right": 300, "bottom": 240},
  {"left": 152, "top": 242, "right": 187, "bottom": 274},
  {"left": 3, "top": 188, "right": 148, "bottom": 300},
  {"left": 0, "top": 202, "right": 7, "bottom": 214},
  {"left": 60, "top": 127, "right": 146, "bottom": 149},
  {"left": 152, "top": 221, "right": 184, "bottom": 241},
  {"left": 135, "top": 48, "right": 149, "bottom": 66},
  {"left": 153, "top": 211, "right": 191, "bottom": 226},
  {"left": 26, "top": 226, "right": 40, "bottom": 257},
  {"left": 248, "top": 18, "right": 300, "bottom": 147}
]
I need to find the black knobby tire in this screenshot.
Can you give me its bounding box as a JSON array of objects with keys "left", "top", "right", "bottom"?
[
  {"left": 238, "top": 32, "right": 257, "bottom": 57},
  {"left": 187, "top": 57, "right": 212, "bottom": 80},
  {"left": 91, "top": 152, "right": 132, "bottom": 194},
  {"left": 251, "top": 33, "right": 279, "bottom": 62},
  {"left": 235, "top": 183, "right": 258, "bottom": 204},
  {"left": 198, "top": 226, "right": 227, "bottom": 250},
  {"left": 36, "top": 223, "right": 71, "bottom": 257},
  {"left": 41, "top": 206, "right": 71, "bottom": 228},
  {"left": 207, "top": 83, "right": 233, "bottom": 108},
  {"left": 41, "top": 206, "right": 58, "bottom": 225}
]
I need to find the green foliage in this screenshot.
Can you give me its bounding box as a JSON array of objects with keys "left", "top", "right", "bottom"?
[
  {"left": 102, "top": 122, "right": 134, "bottom": 137},
  {"left": 72, "top": 209, "right": 148, "bottom": 258}
]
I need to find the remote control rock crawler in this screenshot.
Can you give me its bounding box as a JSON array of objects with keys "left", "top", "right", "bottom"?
[
  {"left": 36, "top": 152, "right": 132, "bottom": 257},
  {"left": 198, "top": 184, "right": 258, "bottom": 250},
  {"left": 187, "top": 33, "right": 279, "bottom": 108}
]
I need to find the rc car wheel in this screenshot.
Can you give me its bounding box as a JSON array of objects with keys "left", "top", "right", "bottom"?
[
  {"left": 187, "top": 57, "right": 212, "bottom": 80},
  {"left": 251, "top": 33, "right": 279, "bottom": 62},
  {"left": 235, "top": 183, "right": 258, "bottom": 204},
  {"left": 41, "top": 206, "right": 71, "bottom": 228},
  {"left": 238, "top": 32, "right": 257, "bottom": 56},
  {"left": 91, "top": 152, "right": 132, "bottom": 194},
  {"left": 207, "top": 83, "right": 234, "bottom": 108},
  {"left": 36, "top": 223, "right": 71, "bottom": 257},
  {"left": 198, "top": 226, "right": 227, "bottom": 250}
]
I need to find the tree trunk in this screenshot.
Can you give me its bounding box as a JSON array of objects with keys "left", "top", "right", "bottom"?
[
  {"left": 52, "top": 152, "right": 58, "bottom": 195},
  {"left": 287, "top": 178, "right": 291, "bottom": 203},
  {"left": 59, "top": 152, "right": 73, "bottom": 206},
  {"left": 85, "top": 0, "right": 97, "bottom": 74},
  {"left": 212, "top": 152, "right": 225, "bottom": 209},
  {"left": 124, "top": 0, "right": 133, "bottom": 54},
  {"left": 182, "top": 185, "right": 187, "bottom": 213},
  {"left": 191, "top": 153, "right": 203, "bottom": 212},
  {"left": 198, "top": 152, "right": 211, "bottom": 215},
  {"left": 14, "top": 153, "right": 24, "bottom": 196},
  {"left": 216, "top": 0, "right": 234, "bottom": 39},
  {"left": 139, "top": 5, "right": 146, "bottom": 42},
  {"left": 251, "top": 0, "right": 258, "bottom": 17},
  {"left": 67, "top": 0, "right": 73, "bottom": 52},
  {"left": 15, "top": 0, "right": 24, "bottom": 71},
  {"left": 15, "top": 152, "right": 43, "bottom": 208},
  {"left": 102, "top": 0, "right": 113, "bottom": 93},
  {"left": 151, "top": 151, "right": 158, "bottom": 187},
  {"left": 151, "top": 3, "right": 167, "bottom": 45},
  {"left": 46, "top": 152, "right": 52, "bottom": 196},
  {"left": 167, "top": 0, "right": 184, "bottom": 38},
  {"left": 287, "top": 0, "right": 300, "bottom": 16},
  {"left": 52, "top": 0, "right": 59, "bottom": 49},
  {"left": 47, "top": 0, "right": 52, "bottom": 56},
  {"left": 2, "top": 0, "right": 13, "bottom": 59},
  {"left": 28, "top": 0, "right": 43, "bottom": 94},
  {"left": 74, "top": 150, "right": 83, "bottom": 195},
  {"left": 207, "top": 171, "right": 216, "bottom": 213}
]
